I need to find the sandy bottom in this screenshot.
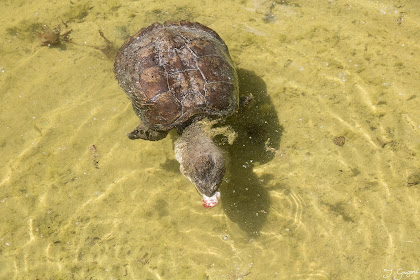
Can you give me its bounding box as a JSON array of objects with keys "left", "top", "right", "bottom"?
[{"left": 0, "top": 0, "right": 419, "bottom": 279}]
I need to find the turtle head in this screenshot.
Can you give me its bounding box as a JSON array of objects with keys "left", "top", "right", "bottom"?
[
  {"left": 188, "top": 152, "right": 224, "bottom": 208},
  {"left": 174, "top": 122, "right": 225, "bottom": 208},
  {"left": 178, "top": 151, "right": 225, "bottom": 208}
]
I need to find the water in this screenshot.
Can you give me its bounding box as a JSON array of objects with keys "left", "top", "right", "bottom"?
[{"left": 0, "top": 0, "right": 419, "bottom": 279}]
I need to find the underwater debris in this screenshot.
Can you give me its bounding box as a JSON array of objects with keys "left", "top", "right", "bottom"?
[
  {"left": 264, "top": 2, "right": 277, "bottom": 23},
  {"left": 333, "top": 136, "right": 346, "bottom": 146},
  {"left": 407, "top": 172, "right": 420, "bottom": 186},
  {"left": 37, "top": 23, "right": 72, "bottom": 47},
  {"left": 88, "top": 144, "right": 100, "bottom": 169},
  {"left": 91, "top": 30, "right": 119, "bottom": 60}
]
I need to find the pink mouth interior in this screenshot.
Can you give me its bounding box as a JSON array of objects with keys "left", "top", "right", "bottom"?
[{"left": 202, "top": 191, "right": 221, "bottom": 208}]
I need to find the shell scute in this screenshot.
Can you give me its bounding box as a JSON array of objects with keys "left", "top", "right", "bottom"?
[
  {"left": 139, "top": 66, "right": 169, "bottom": 99},
  {"left": 168, "top": 70, "right": 205, "bottom": 102},
  {"left": 189, "top": 39, "right": 223, "bottom": 57},
  {"left": 205, "top": 82, "right": 236, "bottom": 111},
  {"left": 144, "top": 92, "right": 182, "bottom": 129},
  {"left": 197, "top": 56, "right": 234, "bottom": 83}
]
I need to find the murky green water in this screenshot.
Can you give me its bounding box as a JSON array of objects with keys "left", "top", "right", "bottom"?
[{"left": 1, "top": 0, "right": 419, "bottom": 279}]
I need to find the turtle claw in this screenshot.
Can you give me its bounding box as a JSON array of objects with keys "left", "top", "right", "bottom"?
[{"left": 128, "top": 125, "right": 168, "bottom": 141}]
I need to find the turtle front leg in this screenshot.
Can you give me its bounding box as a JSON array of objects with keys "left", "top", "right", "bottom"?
[{"left": 128, "top": 123, "right": 168, "bottom": 141}]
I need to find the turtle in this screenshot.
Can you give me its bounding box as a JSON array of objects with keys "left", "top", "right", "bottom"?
[{"left": 113, "top": 21, "right": 239, "bottom": 208}]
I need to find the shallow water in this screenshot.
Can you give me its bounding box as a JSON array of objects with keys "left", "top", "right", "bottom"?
[{"left": 0, "top": 0, "right": 419, "bottom": 279}]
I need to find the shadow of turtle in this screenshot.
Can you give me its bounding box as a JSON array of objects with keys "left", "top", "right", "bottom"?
[{"left": 217, "top": 68, "right": 283, "bottom": 237}]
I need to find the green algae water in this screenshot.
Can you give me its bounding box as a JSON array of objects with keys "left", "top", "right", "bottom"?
[{"left": 1, "top": 0, "right": 419, "bottom": 279}]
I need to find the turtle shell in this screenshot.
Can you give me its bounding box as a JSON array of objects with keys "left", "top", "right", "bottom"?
[{"left": 114, "top": 21, "right": 239, "bottom": 131}]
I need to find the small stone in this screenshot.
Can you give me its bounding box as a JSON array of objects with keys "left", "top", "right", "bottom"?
[
  {"left": 407, "top": 171, "right": 420, "bottom": 186},
  {"left": 333, "top": 136, "right": 346, "bottom": 146}
]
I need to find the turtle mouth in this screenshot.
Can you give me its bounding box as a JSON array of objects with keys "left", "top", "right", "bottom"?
[{"left": 202, "top": 191, "right": 221, "bottom": 208}]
